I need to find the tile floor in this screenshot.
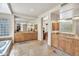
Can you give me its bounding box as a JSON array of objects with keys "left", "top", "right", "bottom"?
[{"left": 10, "top": 40, "right": 70, "bottom": 56}]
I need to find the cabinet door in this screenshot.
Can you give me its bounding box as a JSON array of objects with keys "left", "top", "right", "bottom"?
[
  {"left": 74, "top": 39, "right": 79, "bottom": 56},
  {"left": 52, "top": 37, "right": 58, "bottom": 48},
  {"left": 59, "top": 36, "right": 66, "bottom": 51},
  {"left": 65, "top": 38, "right": 74, "bottom": 55},
  {"left": 52, "top": 33, "right": 58, "bottom": 48},
  {"left": 14, "top": 33, "right": 24, "bottom": 42},
  {"left": 52, "top": 23, "right": 59, "bottom": 31}
]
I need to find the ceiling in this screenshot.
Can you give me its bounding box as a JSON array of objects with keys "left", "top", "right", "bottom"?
[
  {"left": 0, "top": 3, "right": 11, "bottom": 14},
  {"left": 0, "top": 3, "right": 60, "bottom": 20},
  {"left": 10, "top": 3, "right": 59, "bottom": 18}
]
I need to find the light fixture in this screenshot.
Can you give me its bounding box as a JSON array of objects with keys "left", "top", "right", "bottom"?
[
  {"left": 59, "top": 20, "right": 72, "bottom": 22},
  {"left": 43, "top": 16, "right": 48, "bottom": 21},
  {"left": 73, "top": 16, "right": 79, "bottom": 20},
  {"left": 52, "top": 21, "right": 58, "bottom": 23}
]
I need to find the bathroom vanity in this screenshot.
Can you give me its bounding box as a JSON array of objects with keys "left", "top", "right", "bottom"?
[
  {"left": 14, "top": 32, "right": 37, "bottom": 42},
  {"left": 51, "top": 32, "right": 79, "bottom": 56}
]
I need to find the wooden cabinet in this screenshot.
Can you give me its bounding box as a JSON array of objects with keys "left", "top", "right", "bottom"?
[
  {"left": 59, "top": 36, "right": 66, "bottom": 51},
  {"left": 14, "top": 32, "right": 37, "bottom": 42},
  {"left": 14, "top": 33, "right": 25, "bottom": 42},
  {"left": 52, "top": 33, "right": 59, "bottom": 48},
  {"left": 65, "top": 38, "right": 74, "bottom": 55},
  {"left": 74, "top": 39, "right": 79, "bottom": 56},
  {"left": 51, "top": 33, "right": 79, "bottom": 56},
  {"left": 52, "top": 22, "right": 59, "bottom": 31},
  {"left": 24, "top": 32, "right": 37, "bottom": 40},
  {"left": 58, "top": 35, "right": 75, "bottom": 55},
  {"left": 64, "top": 38, "right": 79, "bottom": 56}
]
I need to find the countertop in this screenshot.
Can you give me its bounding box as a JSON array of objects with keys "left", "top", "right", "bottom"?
[{"left": 15, "top": 32, "right": 37, "bottom": 33}]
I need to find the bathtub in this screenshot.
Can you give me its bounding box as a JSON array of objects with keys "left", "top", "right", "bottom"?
[{"left": 0, "top": 40, "right": 12, "bottom": 56}]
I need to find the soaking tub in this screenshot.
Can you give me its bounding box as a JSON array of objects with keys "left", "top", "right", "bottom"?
[{"left": 0, "top": 40, "right": 12, "bottom": 56}]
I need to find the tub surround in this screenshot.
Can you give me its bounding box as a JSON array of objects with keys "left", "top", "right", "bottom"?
[
  {"left": 0, "top": 36, "right": 12, "bottom": 39},
  {"left": 0, "top": 37, "right": 12, "bottom": 41},
  {"left": 0, "top": 40, "right": 13, "bottom": 56}
]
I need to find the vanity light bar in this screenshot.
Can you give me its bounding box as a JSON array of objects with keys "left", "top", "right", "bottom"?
[{"left": 73, "top": 16, "right": 79, "bottom": 20}]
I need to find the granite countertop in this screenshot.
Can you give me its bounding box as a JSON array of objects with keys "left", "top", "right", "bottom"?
[
  {"left": 59, "top": 33, "right": 79, "bottom": 40},
  {"left": 15, "top": 32, "right": 37, "bottom": 33},
  {"left": 51, "top": 31, "right": 79, "bottom": 40}
]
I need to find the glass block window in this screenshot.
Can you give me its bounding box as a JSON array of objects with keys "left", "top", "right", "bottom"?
[{"left": 0, "top": 18, "right": 10, "bottom": 36}]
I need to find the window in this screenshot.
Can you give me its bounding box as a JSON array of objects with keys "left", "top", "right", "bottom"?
[{"left": 0, "top": 18, "right": 10, "bottom": 36}]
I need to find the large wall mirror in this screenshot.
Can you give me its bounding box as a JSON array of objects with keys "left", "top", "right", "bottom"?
[
  {"left": 59, "top": 20, "right": 74, "bottom": 33},
  {"left": 75, "top": 20, "right": 79, "bottom": 36}
]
